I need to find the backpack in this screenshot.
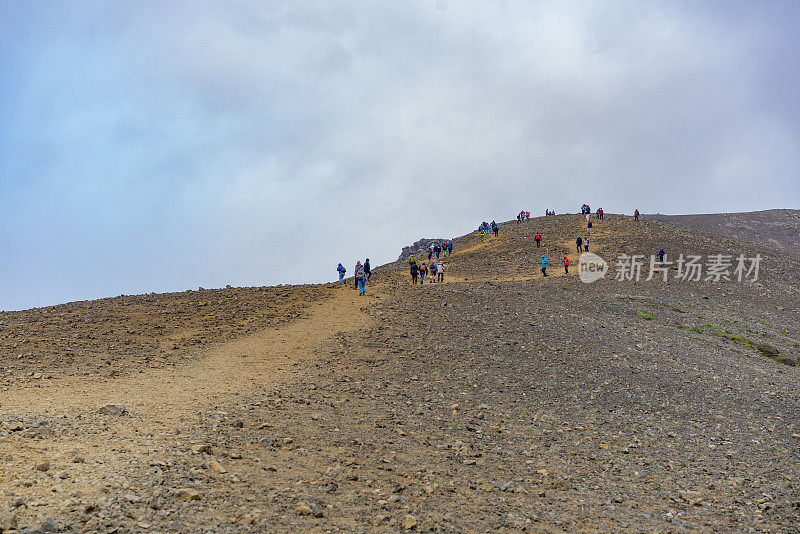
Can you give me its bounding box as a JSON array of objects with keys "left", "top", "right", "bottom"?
[{"left": 356, "top": 270, "right": 365, "bottom": 280}]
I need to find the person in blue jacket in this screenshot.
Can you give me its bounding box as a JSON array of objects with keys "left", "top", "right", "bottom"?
[
  {"left": 541, "top": 255, "right": 548, "bottom": 277},
  {"left": 337, "top": 263, "right": 346, "bottom": 284}
]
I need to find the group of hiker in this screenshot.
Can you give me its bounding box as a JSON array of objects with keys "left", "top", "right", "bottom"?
[
  {"left": 426, "top": 240, "right": 453, "bottom": 260},
  {"left": 338, "top": 208, "right": 648, "bottom": 287},
  {"left": 479, "top": 221, "right": 499, "bottom": 241},
  {"left": 408, "top": 255, "right": 445, "bottom": 285},
  {"left": 337, "top": 259, "right": 372, "bottom": 296}
]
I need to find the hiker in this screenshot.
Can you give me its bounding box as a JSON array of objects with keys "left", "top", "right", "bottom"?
[
  {"left": 541, "top": 255, "right": 548, "bottom": 276},
  {"left": 410, "top": 260, "right": 419, "bottom": 285},
  {"left": 356, "top": 266, "right": 367, "bottom": 295},
  {"left": 433, "top": 243, "right": 441, "bottom": 260},
  {"left": 563, "top": 255, "right": 570, "bottom": 274},
  {"left": 576, "top": 235, "right": 583, "bottom": 252},
  {"left": 337, "top": 263, "right": 346, "bottom": 284},
  {"left": 419, "top": 261, "right": 427, "bottom": 284},
  {"left": 587, "top": 220, "right": 592, "bottom": 236},
  {"left": 427, "top": 246, "right": 433, "bottom": 261},
  {"left": 634, "top": 209, "right": 640, "bottom": 222},
  {"left": 535, "top": 233, "right": 542, "bottom": 247},
  {"left": 409, "top": 255, "right": 416, "bottom": 265},
  {"left": 492, "top": 221, "right": 498, "bottom": 237},
  {"left": 480, "top": 229, "right": 486, "bottom": 242},
  {"left": 584, "top": 237, "right": 589, "bottom": 252},
  {"left": 658, "top": 248, "right": 665, "bottom": 263},
  {"left": 364, "top": 258, "right": 372, "bottom": 282},
  {"left": 354, "top": 261, "right": 363, "bottom": 290},
  {"left": 436, "top": 261, "right": 444, "bottom": 283},
  {"left": 599, "top": 207, "right": 604, "bottom": 219},
  {"left": 447, "top": 240, "right": 453, "bottom": 256}
]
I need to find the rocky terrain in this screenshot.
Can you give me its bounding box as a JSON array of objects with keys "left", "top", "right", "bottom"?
[
  {"left": 644, "top": 209, "right": 800, "bottom": 258},
  {"left": 1, "top": 212, "right": 799, "bottom": 533},
  {"left": 397, "top": 239, "right": 456, "bottom": 262}
]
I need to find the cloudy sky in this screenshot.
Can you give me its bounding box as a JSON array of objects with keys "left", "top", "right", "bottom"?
[{"left": 1, "top": 1, "right": 798, "bottom": 310}]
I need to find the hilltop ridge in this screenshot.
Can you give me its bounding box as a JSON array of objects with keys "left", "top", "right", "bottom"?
[{"left": 644, "top": 208, "right": 800, "bottom": 258}]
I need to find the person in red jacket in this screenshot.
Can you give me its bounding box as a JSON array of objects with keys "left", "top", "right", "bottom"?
[
  {"left": 563, "top": 255, "right": 570, "bottom": 274},
  {"left": 535, "top": 233, "right": 542, "bottom": 247}
]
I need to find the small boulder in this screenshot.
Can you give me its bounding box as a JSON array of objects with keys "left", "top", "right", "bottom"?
[{"left": 98, "top": 404, "right": 127, "bottom": 416}]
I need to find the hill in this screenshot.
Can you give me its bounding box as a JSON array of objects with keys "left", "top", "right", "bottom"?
[
  {"left": 643, "top": 209, "right": 800, "bottom": 258},
  {"left": 1, "top": 212, "right": 799, "bottom": 532}
]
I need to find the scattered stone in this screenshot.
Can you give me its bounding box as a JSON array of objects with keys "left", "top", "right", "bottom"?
[
  {"left": 98, "top": 404, "right": 127, "bottom": 416},
  {"left": 295, "top": 504, "right": 312, "bottom": 516},
  {"left": 176, "top": 489, "right": 201, "bottom": 501},
  {"left": 209, "top": 460, "right": 227, "bottom": 474},
  {"left": 678, "top": 490, "right": 704, "bottom": 506},
  {"left": 191, "top": 444, "right": 213, "bottom": 454},
  {"left": 402, "top": 514, "right": 418, "bottom": 530}
]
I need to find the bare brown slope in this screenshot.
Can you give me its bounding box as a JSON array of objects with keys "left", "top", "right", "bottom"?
[{"left": 643, "top": 209, "right": 800, "bottom": 257}]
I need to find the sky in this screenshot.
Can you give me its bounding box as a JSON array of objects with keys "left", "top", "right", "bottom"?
[{"left": 1, "top": 0, "right": 799, "bottom": 310}]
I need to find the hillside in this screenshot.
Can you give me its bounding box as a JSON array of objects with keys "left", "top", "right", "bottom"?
[
  {"left": 644, "top": 209, "right": 800, "bottom": 258},
  {"left": 1, "top": 212, "right": 799, "bottom": 532}
]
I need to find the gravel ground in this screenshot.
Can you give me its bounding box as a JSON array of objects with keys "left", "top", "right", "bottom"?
[{"left": 1, "top": 213, "right": 799, "bottom": 533}]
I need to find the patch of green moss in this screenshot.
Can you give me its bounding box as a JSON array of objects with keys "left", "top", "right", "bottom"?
[{"left": 636, "top": 309, "right": 655, "bottom": 320}]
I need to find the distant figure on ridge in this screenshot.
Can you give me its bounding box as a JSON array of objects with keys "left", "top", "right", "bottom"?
[
  {"left": 634, "top": 209, "right": 640, "bottom": 222},
  {"left": 364, "top": 258, "right": 371, "bottom": 282},
  {"left": 491, "top": 221, "right": 498, "bottom": 237},
  {"left": 337, "top": 263, "right": 346, "bottom": 284}
]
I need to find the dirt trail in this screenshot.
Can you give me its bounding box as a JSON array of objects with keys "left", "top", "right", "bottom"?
[{"left": 2, "top": 287, "right": 374, "bottom": 424}]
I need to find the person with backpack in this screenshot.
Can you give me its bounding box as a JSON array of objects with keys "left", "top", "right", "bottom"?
[
  {"left": 356, "top": 266, "right": 367, "bottom": 295},
  {"left": 447, "top": 240, "right": 453, "bottom": 256},
  {"left": 433, "top": 243, "right": 441, "bottom": 260},
  {"left": 419, "top": 261, "right": 428, "bottom": 284},
  {"left": 634, "top": 209, "right": 639, "bottom": 221},
  {"left": 658, "top": 248, "right": 665, "bottom": 263},
  {"left": 410, "top": 260, "right": 419, "bottom": 285},
  {"left": 364, "top": 258, "right": 371, "bottom": 282},
  {"left": 535, "top": 233, "right": 541, "bottom": 247},
  {"left": 541, "top": 255, "right": 548, "bottom": 277},
  {"left": 584, "top": 237, "right": 589, "bottom": 252},
  {"left": 354, "top": 261, "right": 363, "bottom": 290},
  {"left": 337, "top": 263, "right": 346, "bottom": 284},
  {"left": 576, "top": 235, "right": 583, "bottom": 252},
  {"left": 563, "top": 255, "right": 570, "bottom": 274},
  {"left": 491, "top": 221, "right": 498, "bottom": 237},
  {"left": 436, "top": 261, "right": 444, "bottom": 283},
  {"left": 587, "top": 219, "right": 593, "bottom": 236}
]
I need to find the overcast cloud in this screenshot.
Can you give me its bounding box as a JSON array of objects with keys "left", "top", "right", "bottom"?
[{"left": 1, "top": 0, "right": 798, "bottom": 310}]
